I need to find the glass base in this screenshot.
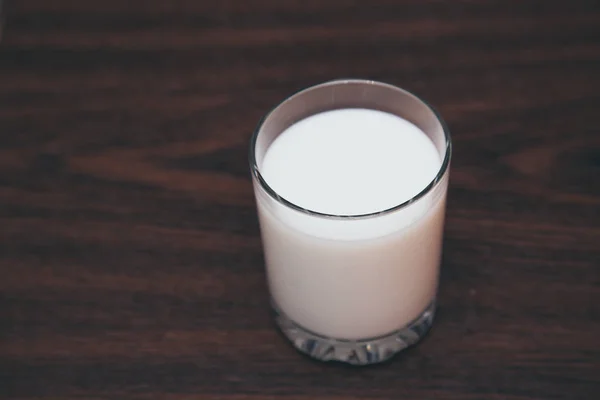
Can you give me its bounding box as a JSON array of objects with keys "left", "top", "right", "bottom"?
[{"left": 273, "top": 300, "right": 436, "bottom": 365}]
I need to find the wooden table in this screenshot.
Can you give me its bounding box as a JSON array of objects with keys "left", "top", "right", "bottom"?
[{"left": 1, "top": 1, "right": 599, "bottom": 398}]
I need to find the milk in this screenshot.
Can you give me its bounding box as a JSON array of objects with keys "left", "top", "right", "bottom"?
[
  {"left": 261, "top": 109, "right": 441, "bottom": 217},
  {"left": 254, "top": 108, "right": 448, "bottom": 340}
]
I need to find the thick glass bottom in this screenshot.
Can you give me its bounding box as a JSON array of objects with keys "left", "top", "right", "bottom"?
[{"left": 272, "top": 299, "right": 436, "bottom": 365}]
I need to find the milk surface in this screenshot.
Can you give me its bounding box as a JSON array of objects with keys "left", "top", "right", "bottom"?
[
  {"left": 255, "top": 108, "right": 448, "bottom": 339},
  {"left": 261, "top": 108, "right": 441, "bottom": 216}
]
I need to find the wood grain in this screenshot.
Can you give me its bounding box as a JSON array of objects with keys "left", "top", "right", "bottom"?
[{"left": 0, "top": 0, "right": 599, "bottom": 399}]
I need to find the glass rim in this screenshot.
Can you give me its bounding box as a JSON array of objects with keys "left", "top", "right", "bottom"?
[{"left": 249, "top": 79, "right": 452, "bottom": 220}]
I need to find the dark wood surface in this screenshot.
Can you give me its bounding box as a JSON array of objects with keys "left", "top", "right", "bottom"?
[{"left": 1, "top": 1, "right": 599, "bottom": 399}]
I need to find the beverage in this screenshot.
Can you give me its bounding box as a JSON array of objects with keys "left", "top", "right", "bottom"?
[
  {"left": 250, "top": 80, "right": 451, "bottom": 364},
  {"left": 256, "top": 108, "right": 446, "bottom": 339}
]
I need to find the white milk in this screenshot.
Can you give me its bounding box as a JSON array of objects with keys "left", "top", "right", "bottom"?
[{"left": 255, "top": 108, "right": 448, "bottom": 340}]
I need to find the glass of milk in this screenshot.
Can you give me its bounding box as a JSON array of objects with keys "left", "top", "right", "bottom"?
[{"left": 250, "top": 79, "right": 451, "bottom": 365}]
